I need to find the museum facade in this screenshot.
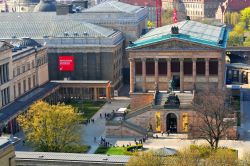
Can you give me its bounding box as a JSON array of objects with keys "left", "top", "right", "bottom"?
[{"left": 106, "top": 20, "right": 232, "bottom": 137}]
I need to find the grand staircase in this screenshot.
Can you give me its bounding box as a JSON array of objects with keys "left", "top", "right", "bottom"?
[
  {"left": 125, "top": 104, "right": 152, "bottom": 120},
  {"left": 123, "top": 121, "right": 148, "bottom": 136}
]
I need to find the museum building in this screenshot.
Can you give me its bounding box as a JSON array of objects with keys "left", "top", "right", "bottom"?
[{"left": 106, "top": 20, "right": 231, "bottom": 137}]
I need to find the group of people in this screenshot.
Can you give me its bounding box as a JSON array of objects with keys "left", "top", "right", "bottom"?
[
  {"left": 99, "top": 112, "right": 113, "bottom": 120},
  {"left": 97, "top": 136, "right": 112, "bottom": 148},
  {"left": 83, "top": 118, "right": 95, "bottom": 125},
  {"left": 134, "top": 135, "right": 148, "bottom": 145}
]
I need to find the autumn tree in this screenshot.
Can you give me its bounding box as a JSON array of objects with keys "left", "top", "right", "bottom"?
[
  {"left": 17, "top": 101, "right": 82, "bottom": 152},
  {"left": 126, "top": 151, "right": 166, "bottom": 166},
  {"left": 191, "top": 90, "right": 236, "bottom": 149}
]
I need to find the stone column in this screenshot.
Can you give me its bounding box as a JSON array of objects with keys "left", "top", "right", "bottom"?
[
  {"left": 239, "top": 71, "right": 242, "bottom": 83},
  {"left": 154, "top": 58, "right": 159, "bottom": 90},
  {"left": 167, "top": 58, "right": 171, "bottom": 81},
  {"left": 142, "top": 58, "right": 146, "bottom": 92},
  {"left": 180, "top": 58, "right": 184, "bottom": 93},
  {"left": 218, "top": 59, "right": 223, "bottom": 90},
  {"left": 129, "top": 58, "right": 135, "bottom": 93},
  {"left": 205, "top": 58, "right": 210, "bottom": 83},
  {"left": 192, "top": 58, "right": 197, "bottom": 89},
  {"left": 106, "top": 86, "right": 110, "bottom": 101},
  {"left": 94, "top": 88, "right": 98, "bottom": 101}
]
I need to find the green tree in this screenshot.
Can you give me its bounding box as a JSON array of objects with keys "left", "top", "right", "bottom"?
[
  {"left": 17, "top": 101, "right": 81, "bottom": 152},
  {"left": 240, "top": 7, "right": 250, "bottom": 29}
]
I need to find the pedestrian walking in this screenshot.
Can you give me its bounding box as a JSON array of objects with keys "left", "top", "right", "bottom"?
[
  {"left": 100, "top": 113, "right": 102, "bottom": 118},
  {"left": 94, "top": 137, "right": 96, "bottom": 143},
  {"left": 167, "top": 130, "right": 170, "bottom": 136}
]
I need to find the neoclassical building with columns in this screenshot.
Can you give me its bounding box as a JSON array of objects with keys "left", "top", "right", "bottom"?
[
  {"left": 105, "top": 20, "right": 230, "bottom": 138},
  {"left": 128, "top": 20, "right": 227, "bottom": 94}
]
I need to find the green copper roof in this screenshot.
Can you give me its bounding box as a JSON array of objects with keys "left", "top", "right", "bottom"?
[{"left": 127, "top": 20, "right": 228, "bottom": 49}]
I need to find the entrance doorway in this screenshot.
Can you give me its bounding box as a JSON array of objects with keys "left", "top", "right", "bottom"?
[
  {"left": 166, "top": 113, "right": 177, "bottom": 133},
  {"left": 172, "top": 75, "right": 180, "bottom": 90}
]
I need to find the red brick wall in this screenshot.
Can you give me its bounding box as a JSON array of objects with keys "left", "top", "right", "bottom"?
[{"left": 130, "top": 93, "right": 155, "bottom": 110}]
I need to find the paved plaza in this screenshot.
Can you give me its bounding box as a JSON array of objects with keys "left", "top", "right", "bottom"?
[
  {"left": 79, "top": 97, "right": 130, "bottom": 154},
  {"left": 13, "top": 93, "right": 250, "bottom": 159}
]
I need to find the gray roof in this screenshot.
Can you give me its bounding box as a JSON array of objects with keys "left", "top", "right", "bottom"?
[
  {"left": 0, "top": 12, "right": 118, "bottom": 39},
  {"left": 227, "top": 63, "right": 250, "bottom": 70},
  {"left": 129, "top": 20, "right": 228, "bottom": 49},
  {"left": 85, "top": 0, "right": 143, "bottom": 13},
  {"left": 0, "top": 82, "right": 59, "bottom": 123},
  {"left": 16, "top": 152, "right": 130, "bottom": 164}
]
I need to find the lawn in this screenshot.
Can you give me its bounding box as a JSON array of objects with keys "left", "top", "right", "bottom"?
[
  {"left": 95, "top": 146, "right": 129, "bottom": 155},
  {"left": 95, "top": 145, "right": 144, "bottom": 155},
  {"left": 70, "top": 100, "right": 105, "bottom": 120}
]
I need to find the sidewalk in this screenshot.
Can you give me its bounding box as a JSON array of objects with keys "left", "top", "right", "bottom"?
[{"left": 79, "top": 98, "right": 130, "bottom": 154}]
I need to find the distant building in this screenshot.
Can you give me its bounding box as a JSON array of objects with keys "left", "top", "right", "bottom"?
[
  {"left": 163, "top": 0, "right": 224, "bottom": 21},
  {"left": 118, "top": 0, "right": 156, "bottom": 23},
  {"left": 216, "top": 0, "right": 250, "bottom": 23},
  {"left": 0, "top": 137, "right": 15, "bottom": 166},
  {"left": 0, "top": 0, "right": 39, "bottom": 12},
  {"left": 226, "top": 63, "right": 250, "bottom": 85}
]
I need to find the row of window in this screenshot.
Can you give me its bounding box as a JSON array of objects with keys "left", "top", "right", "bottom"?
[
  {"left": 13, "top": 75, "right": 36, "bottom": 99},
  {"left": 14, "top": 60, "right": 35, "bottom": 77},
  {"left": 13, "top": 55, "right": 47, "bottom": 77},
  {"left": 135, "top": 60, "right": 218, "bottom": 75},
  {"left": 1, "top": 87, "right": 10, "bottom": 107},
  {"left": 0, "top": 63, "right": 9, "bottom": 85},
  {"left": 187, "top": 10, "right": 203, "bottom": 16}
]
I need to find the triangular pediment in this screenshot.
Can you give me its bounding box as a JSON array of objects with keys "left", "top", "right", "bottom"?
[
  {"left": 131, "top": 39, "right": 221, "bottom": 51},
  {"left": 0, "top": 41, "right": 13, "bottom": 51}
]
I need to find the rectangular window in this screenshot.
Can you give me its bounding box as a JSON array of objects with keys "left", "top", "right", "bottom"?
[
  {"left": 14, "top": 84, "right": 16, "bottom": 99},
  {"left": 184, "top": 60, "right": 192, "bottom": 75},
  {"left": 209, "top": 59, "right": 218, "bottom": 75},
  {"left": 28, "top": 77, "right": 31, "bottom": 90},
  {"left": 146, "top": 61, "right": 155, "bottom": 75},
  {"left": 18, "top": 82, "right": 21, "bottom": 96},
  {"left": 23, "top": 79, "right": 26, "bottom": 92},
  {"left": 1, "top": 87, "right": 10, "bottom": 106},
  {"left": 196, "top": 59, "right": 205, "bottom": 75},
  {"left": 33, "top": 75, "right": 36, "bottom": 87},
  {"left": 135, "top": 61, "right": 142, "bottom": 75},
  {"left": 159, "top": 61, "right": 167, "bottom": 75},
  {"left": 171, "top": 59, "right": 180, "bottom": 73}
]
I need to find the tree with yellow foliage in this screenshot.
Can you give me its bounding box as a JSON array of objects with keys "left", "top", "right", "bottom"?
[{"left": 17, "top": 101, "right": 83, "bottom": 152}]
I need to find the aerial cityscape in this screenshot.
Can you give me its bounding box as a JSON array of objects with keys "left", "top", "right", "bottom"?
[{"left": 0, "top": 0, "right": 250, "bottom": 165}]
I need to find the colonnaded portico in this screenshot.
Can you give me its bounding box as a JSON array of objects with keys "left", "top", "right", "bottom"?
[
  {"left": 129, "top": 51, "right": 224, "bottom": 93},
  {"left": 127, "top": 20, "right": 228, "bottom": 94}
]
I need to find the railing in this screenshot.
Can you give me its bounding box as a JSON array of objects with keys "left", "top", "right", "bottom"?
[
  {"left": 123, "top": 121, "right": 148, "bottom": 135},
  {"left": 125, "top": 104, "right": 152, "bottom": 120}
]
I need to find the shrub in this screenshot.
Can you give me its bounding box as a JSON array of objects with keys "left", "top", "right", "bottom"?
[
  {"left": 126, "top": 144, "right": 143, "bottom": 152},
  {"left": 94, "top": 146, "right": 109, "bottom": 154},
  {"left": 64, "top": 144, "right": 90, "bottom": 153},
  {"left": 205, "top": 148, "right": 238, "bottom": 166}
]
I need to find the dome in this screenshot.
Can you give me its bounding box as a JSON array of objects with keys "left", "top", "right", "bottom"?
[{"left": 33, "top": 0, "right": 56, "bottom": 12}]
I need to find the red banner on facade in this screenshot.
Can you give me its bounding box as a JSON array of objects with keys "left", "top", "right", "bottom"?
[{"left": 59, "top": 56, "right": 74, "bottom": 71}]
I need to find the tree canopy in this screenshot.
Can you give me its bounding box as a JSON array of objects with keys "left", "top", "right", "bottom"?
[
  {"left": 17, "top": 101, "right": 81, "bottom": 152},
  {"left": 227, "top": 7, "right": 250, "bottom": 46}
]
